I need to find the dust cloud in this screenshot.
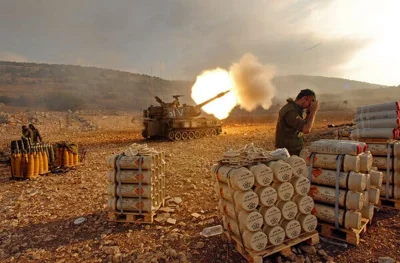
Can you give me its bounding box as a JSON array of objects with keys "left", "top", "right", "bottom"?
[{"left": 230, "top": 53, "right": 276, "bottom": 112}]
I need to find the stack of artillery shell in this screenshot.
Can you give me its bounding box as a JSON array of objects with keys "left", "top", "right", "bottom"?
[
  {"left": 10, "top": 140, "right": 52, "bottom": 179},
  {"left": 367, "top": 142, "right": 400, "bottom": 200},
  {"left": 300, "top": 139, "right": 381, "bottom": 230},
  {"left": 54, "top": 142, "right": 79, "bottom": 167},
  {"left": 353, "top": 101, "right": 400, "bottom": 200},
  {"left": 212, "top": 153, "right": 316, "bottom": 252},
  {"left": 352, "top": 101, "right": 400, "bottom": 139},
  {"left": 106, "top": 145, "right": 165, "bottom": 215}
]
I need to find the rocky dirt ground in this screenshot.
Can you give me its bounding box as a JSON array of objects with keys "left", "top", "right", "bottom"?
[{"left": 0, "top": 111, "right": 399, "bottom": 263}]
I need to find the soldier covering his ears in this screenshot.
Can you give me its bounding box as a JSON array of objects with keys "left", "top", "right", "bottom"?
[{"left": 275, "top": 89, "right": 320, "bottom": 156}]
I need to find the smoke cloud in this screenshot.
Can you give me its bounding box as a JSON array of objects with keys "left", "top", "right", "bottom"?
[
  {"left": 230, "top": 53, "right": 276, "bottom": 111},
  {"left": 191, "top": 53, "right": 276, "bottom": 120}
]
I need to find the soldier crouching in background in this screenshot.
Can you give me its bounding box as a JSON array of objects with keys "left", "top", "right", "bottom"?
[
  {"left": 29, "top": 124, "right": 43, "bottom": 143},
  {"left": 21, "top": 125, "right": 34, "bottom": 148}
]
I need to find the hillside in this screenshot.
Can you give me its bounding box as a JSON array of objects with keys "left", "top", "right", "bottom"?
[{"left": 0, "top": 61, "right": 398, "bottom": 113}]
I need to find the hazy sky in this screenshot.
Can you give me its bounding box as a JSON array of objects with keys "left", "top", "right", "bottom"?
[{"left": 1, "top": 0, "right": 399, "bottom": 85}]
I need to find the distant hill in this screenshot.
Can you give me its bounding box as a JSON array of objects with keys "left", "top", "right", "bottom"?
[
  {"left": 0, "top": 61, "right": 398, "bottom": 113},
  {"left": 272, "top": 75, "right": 386, "bottom": 99}
]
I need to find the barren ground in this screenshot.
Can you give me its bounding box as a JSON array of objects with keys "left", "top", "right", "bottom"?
[{"left": 0, "top": 111, "right": 399, "bottom": 263}]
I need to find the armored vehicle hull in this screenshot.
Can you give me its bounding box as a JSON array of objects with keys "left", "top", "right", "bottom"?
[
  {"left": 141, "top": 91, "right": 229, "bottom": 141},
  {"left": 142, "top": 117, "right": 222, "bottom": 140}
]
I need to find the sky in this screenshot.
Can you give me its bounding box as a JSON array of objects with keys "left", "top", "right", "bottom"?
[{"left": 1, "top": 0, "right": 400, "bottom": 85}]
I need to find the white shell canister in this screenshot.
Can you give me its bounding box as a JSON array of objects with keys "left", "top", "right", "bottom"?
[
  {"left": 107, "top": 154, "right": 154, "bottom": 170},
  {"left": 272, "top": 181, "right": 294, "bottom": 201},
  {"left": 296, "top": 213, "right": 318, "bottom": 233},
  {"left": 300, "top": 150, "right": 360, "bottom": 172},
  {"left": 381, "top": 171, "right": 400, "bottom": 186},
  {"left": 259, "top": 206, "right": 282, "bottom": 226},
  {"left": 284, "top": 155, "right": 307, "bottom": 177},
  {"left": 369, "top": 170, "right": 383, "bottom": 188},
  {"left": 276, "top": 200, "right": 298, "bottom": 220},
  {"left": 218, "top": 183, "right": 259, "bottom": 211},
  {"left": 108, "top": 197, "right": 153, "bottom": 212},
  {"left": 254, "top": 186, "right": 278, "bottom": 207},
  {"left": 212, "top": 165, "right": 255, "bottom": 191},
  {"left": 312, "top": 203, "right": 361, "bottom": 230},
  {"left": 359, "top": 151, "right": 373, "bottom": 173},
  {"left": 249, "top": 163, "right": 274, "bottom": 187},
  {"left": 237, "top": 210, "right": 264, "bottom": 232},
  {"left": 379, "top": 185, "right": 400, "bottom": 199},
  {"left": 292, "top": 195, "right": 314, "bottom": 215},
  {"left": 309, "top": 168, "right": 366, "bottom": 192},
  {"left": 223, "top": 216, "right": 268, "bottom": 251},
  {"left": 267, "top": 160, "right": 293, "bottom": 182},
  {"left": 280, "top": 219, "right": 301, "bottom": 239},
  {"left": 368, "top": 188, "right": 380, "bottom": 204},
  {"left": 262, "top": 225, "right": 286, "bottom": 246},
  {"left": 106, "top": 169, "right": 154, "bottom": 184},
  {"left": 309, "top": 185, "right": 364, "bottom": 210},
  {"left": 290, "top": 176, "right": 310, "bottom": 196},
  {"left": 107, "top": 184, "right": 152, "bottom": 198}
]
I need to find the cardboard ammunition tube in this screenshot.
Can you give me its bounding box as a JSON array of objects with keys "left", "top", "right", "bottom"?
[
  {"left": 249, "top": 163, "right": 273, "bottom": 187},
  {"left": 280, "top": 219, "right": 301, "bottom": 239},
  {"left": 272, "top": 181, "right": 294, "bottom": 201},
  {"left": 309, "top": 185, "right": 364, "bottom": 210},
  {"left": 108, "top": 197, "right": 153, "bottom": 212},
  {"left": 276, "top": 200, "right": 298, "bottom": 220},
  {"left": 259, "top": 206, "right": 282, "bottom": 226},
  {"left": 108, "top": 184, "right": 152, "bottom": 198},
  {"left": 284, "top": 155, "right": 307, "bottom": 177},
  {"left": 368, "top": 188, "right": 380, "bottom": 204},
  {"left": 361, "top": 203, "right": 374, "bottom": 220},
  {"left": 237, "top": 210, "right": 264, "bottom": 232},
  {"left": 312, "top": 203, "right": 361, "bottom": 230},
  {"left": 309, "top": 168, "right": 366, "bottom": 192},
  {"left": 254, "top": 185, "right": 278, "bottom": 207},
  {"left": 218, "top": 183, "right": 259, "bottom": 211},
  {"left": 262, "top": 225, "right": 286, "bottom": 246},
  {"left": 107, "top": 154, "right": 154, "bottom": 170},
  {"left": 359, "top": 151, "right": 373, "bottom": 173},
  {"left": 213, "top": 165, "right": 255, "bottom": 191},
  {"left": 309, "top": 140, "right": 363, "bottom": 155},
  {"left": 369, "top": 170, "right": 383, "bottom": 188},
  {"left": 300, "top": 150, "right": 360, "bottom": 172},
  {"left": 223, "top": 216, "right": 268, "bottom": 251},
  {"left": 296, "top": 213, "right": 318, "bottom": 233},
  {"left": 267, "top": 160, "right": 293, "bottom": 182},
  {"left": 379, "top": 185, "right": 400, "bottom": 199},
  {"left": 290, "top": 176, "right": 310, "bottom": 196},
  {"left": 381, "top": 171, "right": 400, "bottom": 186},
  {"left": 107, "top": 169, "right": 153, "bottom": 184},
  {"left": 292, "top": 195, "right": 314, "bottom": 215}
]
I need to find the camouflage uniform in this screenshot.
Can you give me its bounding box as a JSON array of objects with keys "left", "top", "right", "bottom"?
[
  {"left": 275, "top": 98, "right": 306, "bottom": 156},
  {"left": 22, "top": 128, "right": 34, "bottom": 142},
  {"left": 21, "top": 127, "right": 34, "bottom": 148},
  {"left": 31, "top": 129, "right": 42, "bottom": 143}
]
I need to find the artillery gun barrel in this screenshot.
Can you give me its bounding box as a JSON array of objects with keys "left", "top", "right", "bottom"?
[{"left": 196, "top": 90, "right": 231, "bottom": 108}]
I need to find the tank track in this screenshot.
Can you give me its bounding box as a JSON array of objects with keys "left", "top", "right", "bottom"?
[{"left": 166, "top": 127, "right": 222, "bottom": 141}]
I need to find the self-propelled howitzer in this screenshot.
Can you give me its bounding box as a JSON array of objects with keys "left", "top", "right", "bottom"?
[{"left": 142, "top": 90, "right": 230, "bottom": 140}]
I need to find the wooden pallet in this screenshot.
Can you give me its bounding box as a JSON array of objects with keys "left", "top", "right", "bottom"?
[
  {"left": 108, "top": 198, "right": 165, "bottom": 224},
  {"left": 226, "top": 231, "right": 319, "bottom": 263},
  {"left": 317, "top": 218, "right": 368, "bottom": 246},
  {"left": 358, "top": 138, "right": 396, "bottom": 144},
  {"left": 108, "top": 211, "right": 157, "bottom": 224},
  {"left": 377, "top": 198, "right": 400, "bottom": 209}
]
